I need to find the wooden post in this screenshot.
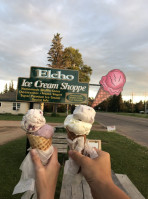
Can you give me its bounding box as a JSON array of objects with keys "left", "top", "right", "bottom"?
[
  {"left": 53, "top": 104, "right": 57, "bottom": 114},
  {"left": 66, "top": 104, "right": 69, "bottom": 116},
  {"left": 40, "top": 103, "right": 44, "bottom": 111}
]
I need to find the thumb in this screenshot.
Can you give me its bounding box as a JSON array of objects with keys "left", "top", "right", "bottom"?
[
  {"left": 69, "top": 150, "right": 90, "bottom": 167},
  {"left": 30, "top": 149, "right": 43, "bottom": 170}
]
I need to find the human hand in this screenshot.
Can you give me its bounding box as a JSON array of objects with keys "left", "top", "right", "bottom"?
[
  {"left": 31, "top": 148, "right": 60, "bottom": 199},
  {"left": 69, "top": 149, "right": 130, "bottom": 199},
  {"left": 69, "top": 149, "right": 112, "bottom": 187}
]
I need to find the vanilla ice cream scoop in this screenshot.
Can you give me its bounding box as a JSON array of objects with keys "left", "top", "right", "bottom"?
[
  {"left": 21, "top": 109, "right": 46, "bottom": 132},
  {"left": 64, "top": 114, "right": 92, "bottom": 135},
  {"left": 73, "top": 105, "right": 96, "bottom": 124}
]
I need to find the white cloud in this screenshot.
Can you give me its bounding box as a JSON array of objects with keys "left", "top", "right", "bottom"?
[{"left": 0, "top": 0, "right": 148, "bottom": 101}]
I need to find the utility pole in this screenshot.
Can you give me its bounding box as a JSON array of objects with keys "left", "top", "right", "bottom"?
[
  {"left": 144, "top": 92, "right": 147, "bottom": 114},
  {"left": 131, "top": 92, "right": 134, "bottom": 112}
]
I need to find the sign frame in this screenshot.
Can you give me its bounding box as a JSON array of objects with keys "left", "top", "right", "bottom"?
[{"left": 16, "top": 66, "right": 89, "bottom": 105}]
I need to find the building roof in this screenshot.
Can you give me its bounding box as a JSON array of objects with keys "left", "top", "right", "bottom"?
[{"left": 0, "top": 91, "right": 17, "bottom": 102}]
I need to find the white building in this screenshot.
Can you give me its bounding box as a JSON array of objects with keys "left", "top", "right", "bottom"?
[{"left": 0, "top": 91, "right": 41, "bottom": 114}]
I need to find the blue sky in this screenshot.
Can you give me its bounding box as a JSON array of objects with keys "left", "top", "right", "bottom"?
[{"left": 0, "top": 0, "right": 148, "bottom": 102}]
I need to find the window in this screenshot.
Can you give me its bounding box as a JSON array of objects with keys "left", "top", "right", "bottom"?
[{"left": 13, "top": 103, "right": 20, "bottom": 110}]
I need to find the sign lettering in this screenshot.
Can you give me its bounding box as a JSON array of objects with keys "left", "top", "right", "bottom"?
[{"left": 17, "top": 66, "right": 89, "bottom": 104}]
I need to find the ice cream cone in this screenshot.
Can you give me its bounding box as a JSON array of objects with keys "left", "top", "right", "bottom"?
[
  {"left": 91, "top": 87, "right": 111, "bottom": 108},
  {"left": 27, "top": 134, "right": 52, "bottom": 151},
  {"left": 66, "top": 128, "right": 86, "bottom": 142}
]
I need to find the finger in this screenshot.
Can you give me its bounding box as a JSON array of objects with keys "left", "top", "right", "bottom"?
[
  {"left": 46, "top": 147, "right": 60, "bottom": 169},
  {"left": 30, "top": 149, "right": 43, "bottom": 170},
  {"left": 48, "top": 147, "right": 58, "bottom": 164},
  {"left": 93, "top": 149, "right": 110, "bottom": 159},
  {"left": 51, "top": 147, "right": 58, "bottom": 161},
  {"left": 69, "top": 150, "right": 90, "bottom": 166},
  {"left": 94, "top": 147, "right": 101, "bottom": 154}
]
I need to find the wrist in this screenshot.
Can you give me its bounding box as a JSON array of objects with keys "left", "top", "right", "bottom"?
[
  {"left": 89, "top": 178, "right": 114, "bottom": 198},
  {"left": 38, "top": 191, "right": 54, "bottom": 199}
]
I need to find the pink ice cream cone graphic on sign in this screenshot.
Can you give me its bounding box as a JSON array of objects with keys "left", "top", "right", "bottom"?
[{"left": 91, "top": 69, "right": 126, "bottom": 108}]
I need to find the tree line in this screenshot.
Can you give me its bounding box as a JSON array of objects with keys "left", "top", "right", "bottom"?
[
  {"left": 2, "top": 80, "right": 15, "bottom": 94},
  {"left": 2, "top": 33, "right": 146, "bottom": 114},
  {"left": 89, "top": 94, "right": 148, "bottom": 113}
]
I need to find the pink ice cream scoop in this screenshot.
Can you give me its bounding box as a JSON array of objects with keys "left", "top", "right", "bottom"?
[
  {"left": 32, "top": 124, "right": 55, "bottom": 139},
  {"left": 21, "top": 109, "right": 55, "bottom": 139},
  {"left": 100, "top": 69, "right": 126, "bottom": 95}
]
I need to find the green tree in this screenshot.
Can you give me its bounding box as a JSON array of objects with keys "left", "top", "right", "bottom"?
[
  {"left": 47, "top": 34, "right": 93, "bottom": 113},
  {"left": 79, "top": 64, "right": 92, "bottom": 82},
  {"left": 47, "top": 33, "right": 63, "bottom": 68},
  {"left": 62, "top": 47, "right": 83, "bottom": 69},
  {"left": 122, "top": 100, "right": 133, "bottom": 113},
  {"left": 108, "top": 93, "right": 123, "bottom": 112},
  {"left": 62, "top": 47, "right": 92, "bottom": 82},
  {"left": 4, "top": 83, "right": 8, "bottom": 93},
  {"left": 97, "top": 98, "right": 110, "bottom": 112},
  {"left": 9, "top": 80, "right": 15, "bottom": 92},
  {"left": 47, "top": 33, "right": 64, "bottom": 114},
  {"left": 135, "top": 101, "right": 144, "bottom": 113}
]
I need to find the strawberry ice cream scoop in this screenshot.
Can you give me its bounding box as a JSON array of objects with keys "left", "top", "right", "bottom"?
[
  {"left": 100, "top": 69, "right": 126, "bottom": 95},
  {"left": 32, "top": 124, "right": 55, "bottom": 139}
]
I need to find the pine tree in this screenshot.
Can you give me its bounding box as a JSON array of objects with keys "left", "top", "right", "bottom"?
[
  {"left": 47, "top": 35, "right": 92, "bottom": 82},
  {"left": 4, "top": 83, "right": 8, "bottom": 93},
  {"left": 9, "top": 80, "right": 15, "bottom": 92},
  {"left": 47, "top": 33, "right": 63, "bottom": 68}
]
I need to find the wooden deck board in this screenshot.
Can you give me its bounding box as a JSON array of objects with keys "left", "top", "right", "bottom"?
[
  {"left": 53, "top": 143, "right": 67, "bottom": 149},
  {"left": 53, "top": 134, "right": 67, "bottom": 138},
  {"left": 60, "top": 174, "right": 93, "bottom": 199},
  {"left": 52, "top": 138, "right": 67, "bottom": 144},
  {"left": 115, "top": 174, "right": 145, "bottom": 199},
  {"left": 60, "top": 160, "right": 93, "bottom": 199},
  {"left": 82, "top": 178, "right": 93, "bottom": 199},
  {"left": 52, "top": 133, "right": 67, "bottom": 154},
  {"left": 57, "top": 148, "right": 67, "bottom": 153}
]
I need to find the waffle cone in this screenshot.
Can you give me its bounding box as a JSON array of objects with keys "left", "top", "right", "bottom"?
[
  {"left": 66, "top": 128, "right": 86, "bottom": 142},
  {"left": 91, "top": 87, "right": 111, "bottom": 108},
  {"left": 27, "top": 134, "right": 52, "bottom": 151}
]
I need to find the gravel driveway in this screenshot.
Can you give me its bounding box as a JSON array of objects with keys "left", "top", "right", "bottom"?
[{"left": 0, "top": 121, "right": 25, "bottom": 145}]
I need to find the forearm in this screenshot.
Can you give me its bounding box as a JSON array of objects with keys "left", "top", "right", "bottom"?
[
  {"left": 36, "top": 163, "right": 60, "bottom": 199},
  {"left": 90, "top": 180, "right": 130, "bottom": 199},
  {"left": 37, "top": 181, "right": 57, "bottom": 199}
]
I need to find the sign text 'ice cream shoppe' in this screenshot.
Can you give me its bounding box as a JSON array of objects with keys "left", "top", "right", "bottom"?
[{"left": 17, "top": 66, "right": 89, "bottom": 104}]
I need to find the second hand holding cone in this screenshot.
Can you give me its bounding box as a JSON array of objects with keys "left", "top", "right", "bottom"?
[{"left": 13, "top": 109, "right": 55, "bottom": 198}]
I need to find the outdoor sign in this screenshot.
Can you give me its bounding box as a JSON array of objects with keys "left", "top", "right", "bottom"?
[
  {"left": 17, "top": 66, "right": 89, "bottom": 104},
  {"left": 91, "top": 69, "right": 126, "bottom": 108}
]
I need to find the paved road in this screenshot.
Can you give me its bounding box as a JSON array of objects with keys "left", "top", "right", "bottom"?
[{"left": 95, "top": 112, "right": 148, "bottom": 147}]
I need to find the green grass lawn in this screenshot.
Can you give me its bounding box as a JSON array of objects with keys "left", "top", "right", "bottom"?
[
  {"left": 116, "top": 112, "right": 148, "bottom": 118},
  {"left": 0, "top": 113, "right": 66, "bottom": 123},
  {"left": 1, "top": 112, "right": 148, "bottom": 122},
  {"left": 0, "top": 131, "right": 148, "bottom": 199}
]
